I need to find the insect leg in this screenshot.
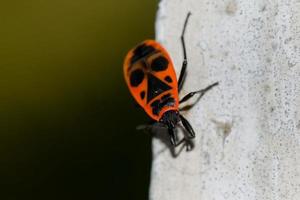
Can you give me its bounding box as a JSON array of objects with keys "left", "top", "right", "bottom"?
[
  {"left": 168, "top": 130, "right": 187, "bottom": 148},
  {"left": 179, "top": 114, "right": 195, "bottom": 138},
  {"left": 169, "top": 125, "right": 194, "bottom": 150},
  {"left": 168, "top": 128, "right": 178, "bottom": 146},
  {"left": 178, "top": 12, "right": 192, "bottom": 93},
  {"left": 179, "top": 82, "right": 219, "bottom": 104}
]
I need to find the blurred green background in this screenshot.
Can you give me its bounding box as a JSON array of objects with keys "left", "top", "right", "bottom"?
[{"left": 0, "top": 1, "right": 157, "bottom": 199}]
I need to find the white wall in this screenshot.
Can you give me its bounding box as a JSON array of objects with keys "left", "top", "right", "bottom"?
[{"left": 150, "top": 0, "right": 300, "bottom": 199}]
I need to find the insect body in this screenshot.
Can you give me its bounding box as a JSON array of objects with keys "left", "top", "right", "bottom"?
[{"left": 123, "top": 12, "right": 218, "bottom": 146}]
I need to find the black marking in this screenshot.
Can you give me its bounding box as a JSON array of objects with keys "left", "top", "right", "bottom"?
[
  {"left": 140, "top": 91, "right": 145, "bottom": 99},
  {"left": 150, "top": 94, "right": 176, "bottom": 116},
  {"left": 150, "top": 100, "right": 160, "bottom": 116},
  {"left": 164, "top": 76, "right": 172, "bottom": 83},
  {"left": 165, "top": 98, "right": 175, "bottom": 107},
  {"left": 131, "top": 44, "right": 156, "bottom": 64},
  {"left": 147, "top": 73, "right": 172, "bottom": 103},
  {"left": 161, "top": 93, "right": 171, "bottom": 101},
  {"left": 150, "top": 100, "right": 160, "bottom": 107},
  {"left": 130, "top": 69, "right": 144, "bottom": 87},
  {"left": 161, "top": 93, "right": 175, "bottom": 108},
  {"left": 151, "top": 56, "right": 169, "bottom": 71}
]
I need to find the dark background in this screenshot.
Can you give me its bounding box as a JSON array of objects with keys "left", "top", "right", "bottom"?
[{"left": 0, "top": 1, "right": 157, "bottom": 199}]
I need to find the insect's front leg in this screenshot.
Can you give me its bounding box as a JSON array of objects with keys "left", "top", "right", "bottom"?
[{"left": 178, "top": 12, "right": 192, "bottom": 93}]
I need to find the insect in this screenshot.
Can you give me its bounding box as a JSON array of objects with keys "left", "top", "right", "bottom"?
[{"left": 123, "top": 12, "right": 218, "bottom": 146}]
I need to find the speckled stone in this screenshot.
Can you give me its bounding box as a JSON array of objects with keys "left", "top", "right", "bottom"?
[{"left": 150, "top": 0, "right": 300, "bottom": 200}]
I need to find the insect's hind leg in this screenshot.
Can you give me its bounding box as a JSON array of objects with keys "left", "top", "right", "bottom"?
[
  {"left": 168, "top": 124, "right": 194, "bottom": 151},
  {"left": 179, "top": 82, "right": 219, "bottom": 104},
  {"left": 168, "top": 128, "right": 178, "bottom": 146},
  {"left": 178, "top": 12, "right": 192, "bottom": 93},
  {"left": 179, "top": 114, "right": 195, "bottom": 138},
  {"left": 169, "top": 131, "right": 193, "bottom": 151}
]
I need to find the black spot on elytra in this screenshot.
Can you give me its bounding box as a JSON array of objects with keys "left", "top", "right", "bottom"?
[
  {"left": 131, "top": 44, "right": 156, "bottom": 64},
  {"left": 151, "top": 56, "right": 169, "bottom": 71},
  {"left": 130, "top": 69, "right": 144, "bottom": 87},
  {"left": 164, "top": 76, "right": 172, "bottom": 83},
  {"left": 150, "top": 94, "right": 175, "bottom": 116},
  {"left": 161, "top": 93, "right": 171, "bottom": 101},
  {"left": 147, "top": 73, "right": 172, "bottom": 103},
  {"left": 160, "top": 94, "right": 175, "bottom": 108},
  {"left": 150, "top": 100, "right": 160, "bottom": 116},
  {"left": 140, "top": 91, "right": 145, "bottom": 100},
  {"left": 165, "top": 98, "right": 175, "bottom": 107}
]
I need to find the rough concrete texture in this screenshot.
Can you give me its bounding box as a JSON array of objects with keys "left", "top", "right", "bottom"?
[{"left": 150, "top": 0, "right": 300, "bottom": 199}]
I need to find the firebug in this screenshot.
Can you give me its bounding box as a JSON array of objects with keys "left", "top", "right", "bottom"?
[{"left": 123, "top": 12, "right": 218, "bottom": 146}]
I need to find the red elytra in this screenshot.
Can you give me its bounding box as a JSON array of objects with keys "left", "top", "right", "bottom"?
[{"left": 123, "top": 40, "right": 179, "bottom": 121}]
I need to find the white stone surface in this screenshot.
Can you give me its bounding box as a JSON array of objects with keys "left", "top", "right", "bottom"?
[{"left": 150, "top": 0, "right": 300, "bottom": 199}]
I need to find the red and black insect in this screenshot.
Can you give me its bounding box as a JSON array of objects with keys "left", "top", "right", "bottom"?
[{"left": 123, "top": 12, "right": 218, "bottom": 146}]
